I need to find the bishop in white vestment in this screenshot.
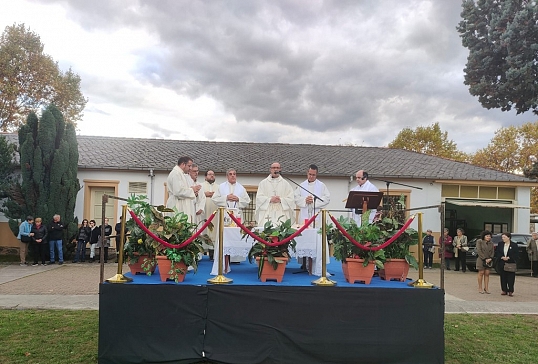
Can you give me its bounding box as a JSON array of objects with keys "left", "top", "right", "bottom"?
[
  {"left": 210, "top": 169, "right": 251, "bottom": 275},
  {"left": 255, "top": 162, "right": 295, "bottom": 226}
]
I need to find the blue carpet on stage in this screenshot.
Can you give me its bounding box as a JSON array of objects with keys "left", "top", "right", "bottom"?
[{"left": 123, "top": 255, "right": 430, "bottom": 288}]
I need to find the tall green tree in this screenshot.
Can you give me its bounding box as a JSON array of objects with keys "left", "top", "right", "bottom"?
[
  {"left": 0, "top": 23, "right": 87, "bottom": 131},
  {"left": 0, "top": 135, "right": 16, "bottom": 199},
  {"left": 471, "top": 122, "right": 538, "bottom": 213},
  {"left": 2, "top": 104, "right": 80, "bottom": 241},
  {"left": 387, "top": 122, "right": 468, "bottom": 161},
  {"left": 458, "top": 0, "right": 538, "bottom": 114}
]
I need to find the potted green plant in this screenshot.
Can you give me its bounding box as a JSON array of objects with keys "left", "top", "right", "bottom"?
[
  {"left": 328, "top": 216, "right": 386, "bottom": 284},
  {"left": 155, "top": 208, "right": 204, "bottom": 282},
  {"left": 124, "top": 195, "right": 161, "bottom": 275},
  {"left": 126, "top": 195, "right": 203, "bottom": 282},
  {"left": 243, "top": 217, "right": 300, "bottom": 282},
  {"left": 376, "top": 196, "right": 418, "bottom": 282}
]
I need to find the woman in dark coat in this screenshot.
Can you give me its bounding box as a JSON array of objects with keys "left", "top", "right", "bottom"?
[
  {"left": 496, "top": 232, "right": 519, "bottom": 297},
  {"left": 31, "top": 217, "right": 48, "bottom": 266}
]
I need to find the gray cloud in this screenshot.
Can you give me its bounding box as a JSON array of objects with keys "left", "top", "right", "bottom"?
[{"left": 37, "top": 0, "right": 534, "bottom": 152}]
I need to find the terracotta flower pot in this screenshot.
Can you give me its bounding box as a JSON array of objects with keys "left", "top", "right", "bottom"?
[
  {"left": 156, "top": 256, "right": 187, "bottom": 282},
  {"left": 128, "top": 254, "right": 155, "bottom": 275},
  {"left": 379, "top": 259, "right": 409, "bottom": 282},
  {"left": 342, "top": 258, "right": 375, "bottom": 284},
  {"left": 256, "top": 256, "right": 288, "bottom": 283}
]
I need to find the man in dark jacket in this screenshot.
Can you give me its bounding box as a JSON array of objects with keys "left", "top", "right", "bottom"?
[
  {"left": 88, "top": 220, "right": 100, "bottom": 262},
  {"left": 48, "top": 214, "right": 65, "bottom": 265},
  {"left": 98, "top": 218, "right": 113, "bottom": 263}
]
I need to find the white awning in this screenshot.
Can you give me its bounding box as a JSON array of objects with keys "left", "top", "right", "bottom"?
[{"left": 446, "top": 200, "right": 530, "bottom": 209}]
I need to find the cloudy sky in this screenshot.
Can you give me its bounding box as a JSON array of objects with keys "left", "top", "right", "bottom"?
[{"left": 0, "top": 0, "right": 533, "bottom": 153}]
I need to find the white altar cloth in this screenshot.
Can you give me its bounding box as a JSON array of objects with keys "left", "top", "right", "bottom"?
[{"left": 210, "top": 227, "right": 330, "bottom": 276}]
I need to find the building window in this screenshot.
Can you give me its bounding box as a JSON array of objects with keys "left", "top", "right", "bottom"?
[
  {"left": 129, "top": 182, "right": 147, "bottom": 195},
  {"left": 441, "top": 184, "right": 516, "bottom": 200},
  {"left": 484, "top": 223, "right": 508, "bottom": 234},
  {"left": 242, "top": 191, "right": 257, "bottom": 225}
]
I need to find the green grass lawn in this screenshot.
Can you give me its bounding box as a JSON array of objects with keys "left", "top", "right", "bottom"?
[{"left": 1, "top": 310, "right": 537, "bottom": 363}]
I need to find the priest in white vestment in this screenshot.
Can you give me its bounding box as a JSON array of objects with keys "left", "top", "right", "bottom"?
[
  {"left": 210, "top": 168, "right": 251, "bottom": 275},
  {"left": 212, "top": 169, "right": 251, "bottom": 211},
  {"left": 350, "top": 170, "right": 379, "bottom": 225},
  {"left": 202, "top": 170, "right": 218, "bottom": 258},
  {"left": 294, "top": 164, "right": 331, "bottom": 275},
  {"left": 294, "top": 164, "right": 330, "bottom": 227},
  {"left": 166, "top": 156, "right": 200, "bottom": 223},
  {"left": 255, "top": 162, "right": 295, "bottom": 226},
  {"left": 188, "top": 164, "right": 206, "bottom": 228}
]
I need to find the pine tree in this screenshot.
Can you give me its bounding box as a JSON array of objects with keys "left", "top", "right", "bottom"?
[{"left": 3, "top": 104, "right": 80, "bottom": 242}]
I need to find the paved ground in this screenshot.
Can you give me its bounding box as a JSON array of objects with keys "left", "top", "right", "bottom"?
[{"left": 0, "top": 262, "right": 537, "bottom": 313}]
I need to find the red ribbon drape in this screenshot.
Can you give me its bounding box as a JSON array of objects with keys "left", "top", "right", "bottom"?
[
  {"left": 329, "top": 214, "right": 416, "bottom": 251},
  {"left": 228, "top": 212, "right": 318, "bottom": 247},
  {"left": 128, "top": 209, "right": 216, "bottom": 249}
]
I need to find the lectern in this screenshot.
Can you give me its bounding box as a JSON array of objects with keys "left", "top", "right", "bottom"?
[{"left": 345, "top": 191, "right": 384, "bottom": 223}]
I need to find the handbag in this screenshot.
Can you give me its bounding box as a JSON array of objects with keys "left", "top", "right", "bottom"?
[
  {"left": 483, "top": 259, "right": 494, "bottom": 268},
  {"left": 503, "top": 263, "right": 517, "bottom": 272},
  {"left": 428, "top": 246, "right": 436, "bottom": 254},
  {"left": 20, "top": 235, "right": 31, "bottom": 243}
]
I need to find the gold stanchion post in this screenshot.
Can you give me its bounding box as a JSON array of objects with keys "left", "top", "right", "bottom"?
[
  {"left": 312, "top": 210, "right": 336, "bottom": 286},
  {"left": 410, "top": 212, "right": 434, "bottom": 288},
  {"left": 208, "top": 207, "right": 233, "bottom": 284},
  {"left": 106, "top": 205, "right": 133, "bottom": 283}
]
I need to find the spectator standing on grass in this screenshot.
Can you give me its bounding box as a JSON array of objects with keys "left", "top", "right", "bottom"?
[
  {"left": 422, "top": 229, "right": 435, "bottom": 269},
  {"left": 17, "top": 216, "right": 33, "bottom": 266},
  {"left": 30, "top": 217, "right": 47, "bottom": 266},
  {"left": 476, "top": 230, "right": 494, "bottom": 294},
  {"left": 441, "top": 228, "right": 453, "bottom": 270}
]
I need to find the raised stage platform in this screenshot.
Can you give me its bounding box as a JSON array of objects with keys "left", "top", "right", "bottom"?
[{"left": 98, "top": 257, "right": 445, "bottom": 364}]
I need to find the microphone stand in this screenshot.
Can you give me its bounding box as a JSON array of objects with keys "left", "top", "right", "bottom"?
[
  {"left": 278, "top": 172, "right": 325, "bottom": 274},
  {"left": 369, "top": 178, "right": 422, "bottom": 211},
  {"left": 278, "top": 172, "right": 324, "bottom": 227}
]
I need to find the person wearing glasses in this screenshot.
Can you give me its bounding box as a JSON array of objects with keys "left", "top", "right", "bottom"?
[
  {"left": 211, "top": 168, "right": 251, "bottom": 275},
  {"left": 255, "top": 162, "right": 295, "bottom": 226},
  {"left": 350, "top": 170, "right": 379, "bottom": 225}
]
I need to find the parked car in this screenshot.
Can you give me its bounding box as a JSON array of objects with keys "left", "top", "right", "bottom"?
[{"left": 466, "top": 233, "right": 531, "bottom": 273}]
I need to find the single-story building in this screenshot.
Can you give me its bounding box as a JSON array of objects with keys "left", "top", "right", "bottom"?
[{"left": 0, "top": 134, "right": 533, "bottom": 264}]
